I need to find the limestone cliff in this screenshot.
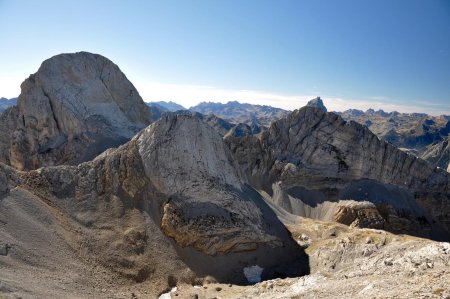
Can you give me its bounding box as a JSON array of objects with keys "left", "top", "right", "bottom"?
[
  {"left": 225, "top": 106, "right": 450, "bottom": 240},
  {"left": 0, "top": 52, "right": 154, "bottom": 170},
  {"left": 0, "top": 114, "right": 308, "bottom": 295}
]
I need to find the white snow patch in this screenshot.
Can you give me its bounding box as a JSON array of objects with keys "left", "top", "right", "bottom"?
[
  {"left": 244, "top": 265, "right": 264, "bottom": 284},
  {"left": 158, "top": 287, "right": 177, "bottom": 299}
]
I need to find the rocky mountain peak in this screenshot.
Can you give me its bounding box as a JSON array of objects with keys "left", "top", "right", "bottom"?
[
  {"left": 0, "top": 51, "right": 153, "bottom": 170},
  {"left": 137, "top": 113, "right": 243, "bottom": 193},
  {"left": 306, "top": 96, "right": 327, "bottom": 112}
]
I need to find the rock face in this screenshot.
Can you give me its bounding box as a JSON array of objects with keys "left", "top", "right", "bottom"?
[
  {"left": 420, "top": 136, "right": 450, "bottom": 170},
  {"left": 157, "top": 218, "right": 450, "bottom": 299},
  {"left": 338, "top": 108, "right": 450, "bottom": 168},
  {"left": 134, "top": 115, "right": 307, "bottom": 279},
  {"left": 0, "top": 114, "right": 308, "bottom": 297},
  {"left": 225, "top": 107, "right": 450, "bottom": 240},
  {"left": 138, "top": 114, "right": 269, "bottom": 255},
  {"left": 0, "top": 52, "right": 154, "bottom": 170},
  {"left": 190, "top": 101, "right": 290, "bottom": 127},
  {"left": 306, "top": 97, "right": 327, "bottom": 112}
]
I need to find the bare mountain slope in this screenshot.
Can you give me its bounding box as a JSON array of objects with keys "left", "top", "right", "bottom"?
[
  {"left": 0, "top": 52, "right": 156, "bottom": 170},
  {"left": 0, "top": 114, "right": 308, "bottom": 298},
  {"left": 225, "top": 107, "right": 450, "bottom": 240}
]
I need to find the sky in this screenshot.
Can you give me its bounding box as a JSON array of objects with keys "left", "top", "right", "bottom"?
[{"left": 0, "top": 0, "right": 449, "bottom": 114}]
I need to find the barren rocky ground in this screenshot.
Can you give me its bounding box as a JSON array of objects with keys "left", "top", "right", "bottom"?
[{"left": 1, "top": 52, "right": 450, "bottom": 299}]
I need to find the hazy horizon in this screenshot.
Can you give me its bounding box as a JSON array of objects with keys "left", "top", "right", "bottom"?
[{"left": 1, "top": 0, "right": 449, "bottom": 115}]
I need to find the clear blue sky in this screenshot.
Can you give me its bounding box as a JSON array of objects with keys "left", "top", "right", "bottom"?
[{"left": 0, "top": 0, "right": 449, "bottom": 114}]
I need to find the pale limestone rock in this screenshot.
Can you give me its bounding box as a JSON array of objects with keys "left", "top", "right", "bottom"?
[
  {"left": 136, "top": 114, "right": 287, "bottom": 255},
  {"left": 1, "top": 52, "right": 154, "bottom": 170},
  {"left": 0, "top": 113, "right": 308, "bottom": 291},
  {"left": 333, "top": 201, "right": 385, "bottom": 229},
  {"left": 225, "top": 106, "right": 450, "bottom": 239}
]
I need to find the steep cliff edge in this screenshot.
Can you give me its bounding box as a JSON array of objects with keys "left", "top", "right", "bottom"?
[
  {"left": 225, "top": 106, "right": 450, "bottom": 240},
  {"left": 0, "top": 52, "right": 155, "bottom": 170},
  {"left": 0, "top": 114, "right": 308, "bottom": 298}
]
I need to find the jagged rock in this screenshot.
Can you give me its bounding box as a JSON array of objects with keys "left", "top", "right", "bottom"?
[
  {"left": 0, "top": 113, "right": 308, "bottom": 296},
  {"left": 225, "top": 107, "right": 450, "bottom": 239},
  {"left": 306, "top": 97, "right": 327, "bottom": 112},
  {"left": 0, "top": 52, "right": 155, "bottom": 170},
  {"left": 0, "top": 244, "right": 10, "bottom": 256},
  {"left": 420, "top": 137, "right": 450, "bottom": 170},
  {"left": 137, "top": 114, "right": 272, "bottom": 255},
  {"left": 333, "top": 201, "right": 385, "bottom": 229},
  {"left": 338, "top": 109, "right": 450, "bottom": 168},
  {"left": 183, "top": 111, "right": 235, "bottom": 136}
]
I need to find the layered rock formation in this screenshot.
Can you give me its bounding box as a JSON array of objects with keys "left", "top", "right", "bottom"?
[
  {"left": 1, "top": 52, "right": 450, "bottom": 298},
  {"left": 225, "top": 106, "right": 450, "bottom": 240},
  {"left": 0, "top": 114, "right": 308, "bottom": 298},
  {"left": 421, "top": 136, "right": 450, "bottom": 170},
  {"left": 0, "top": 52, "right": 155, "bottom": 170},
  {"left": 171, "top": 218, "right": 450, "bottom": 298}
]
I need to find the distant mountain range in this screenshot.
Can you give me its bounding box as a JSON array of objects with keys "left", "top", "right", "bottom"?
[
  {"left": 337, "top": 109, "right": 450, "bottom": 169},
  {"left": 189, "top": 100, "right": 290, "bottom": 127},
  {"left": 146, "top": 101, "right": 186, "bottom": 112},
  {"left": 146, "top": 100, "right": 450, "bottom": 170},
  {"left": 0, "top": 97, "right": 17, "bottom": 112}
]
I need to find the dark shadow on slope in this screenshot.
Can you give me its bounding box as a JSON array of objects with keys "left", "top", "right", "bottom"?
[
  {"left": 273, "top": 179, "right": 450, "bottom": 241},
  {"left": 168, "top": 184, "right": 310, "bottom": 285}
]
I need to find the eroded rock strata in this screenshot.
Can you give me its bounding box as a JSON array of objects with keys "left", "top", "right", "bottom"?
[
  {"left": 0, "top": 52, "right": 154, "bottom": 170},
  {"left": 225, "top": 106, "right": 450, "bottom": 240},
  {"left": 0, "top": 114, "right": 308, "bottom": 297}
]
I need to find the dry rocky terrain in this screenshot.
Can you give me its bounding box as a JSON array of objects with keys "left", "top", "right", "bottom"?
[
  {"left": 338, "top": 109, "right": 450, "bottom": 170},
  {"left": 1, "top": 52, "right": 449, "bottom": 299}
]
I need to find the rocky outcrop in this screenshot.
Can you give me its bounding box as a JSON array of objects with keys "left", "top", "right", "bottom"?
[
  {"left": 332, "top": 201, "right": 385, "bottom": 229},
  {"left": 160, "top": 218, "right": 450, "bottom": 299},
  {"left": 225, "top": 107, "right": 450, "bottom": 240},
  {"left": 0, "top": 114, "right": 308, "bottom": 297},
  {"left": 0, "top": 52, "right": 155, "bottom": 170},
  {"left": 137, "top": 114, "right": 276, "bottom": 255},
  {"left": 306, "top": 97, "right": 327, "bottom": 112},
  {"left": 420, "top": 136, "right": 450, "bottom": 170}
]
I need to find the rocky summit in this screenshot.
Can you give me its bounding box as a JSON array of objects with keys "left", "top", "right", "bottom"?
[
  {"left": 306, "top": 96, "right": 327, "bottom": 112},
  {"left": 0, "top": 53, "right": 449, "bottom": 299},
  {"left": 225, "top": 106, "right": 450, "bottom": 240},
  {"left": 0, "top": 52, "right": 155, "bottom": 170}
]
